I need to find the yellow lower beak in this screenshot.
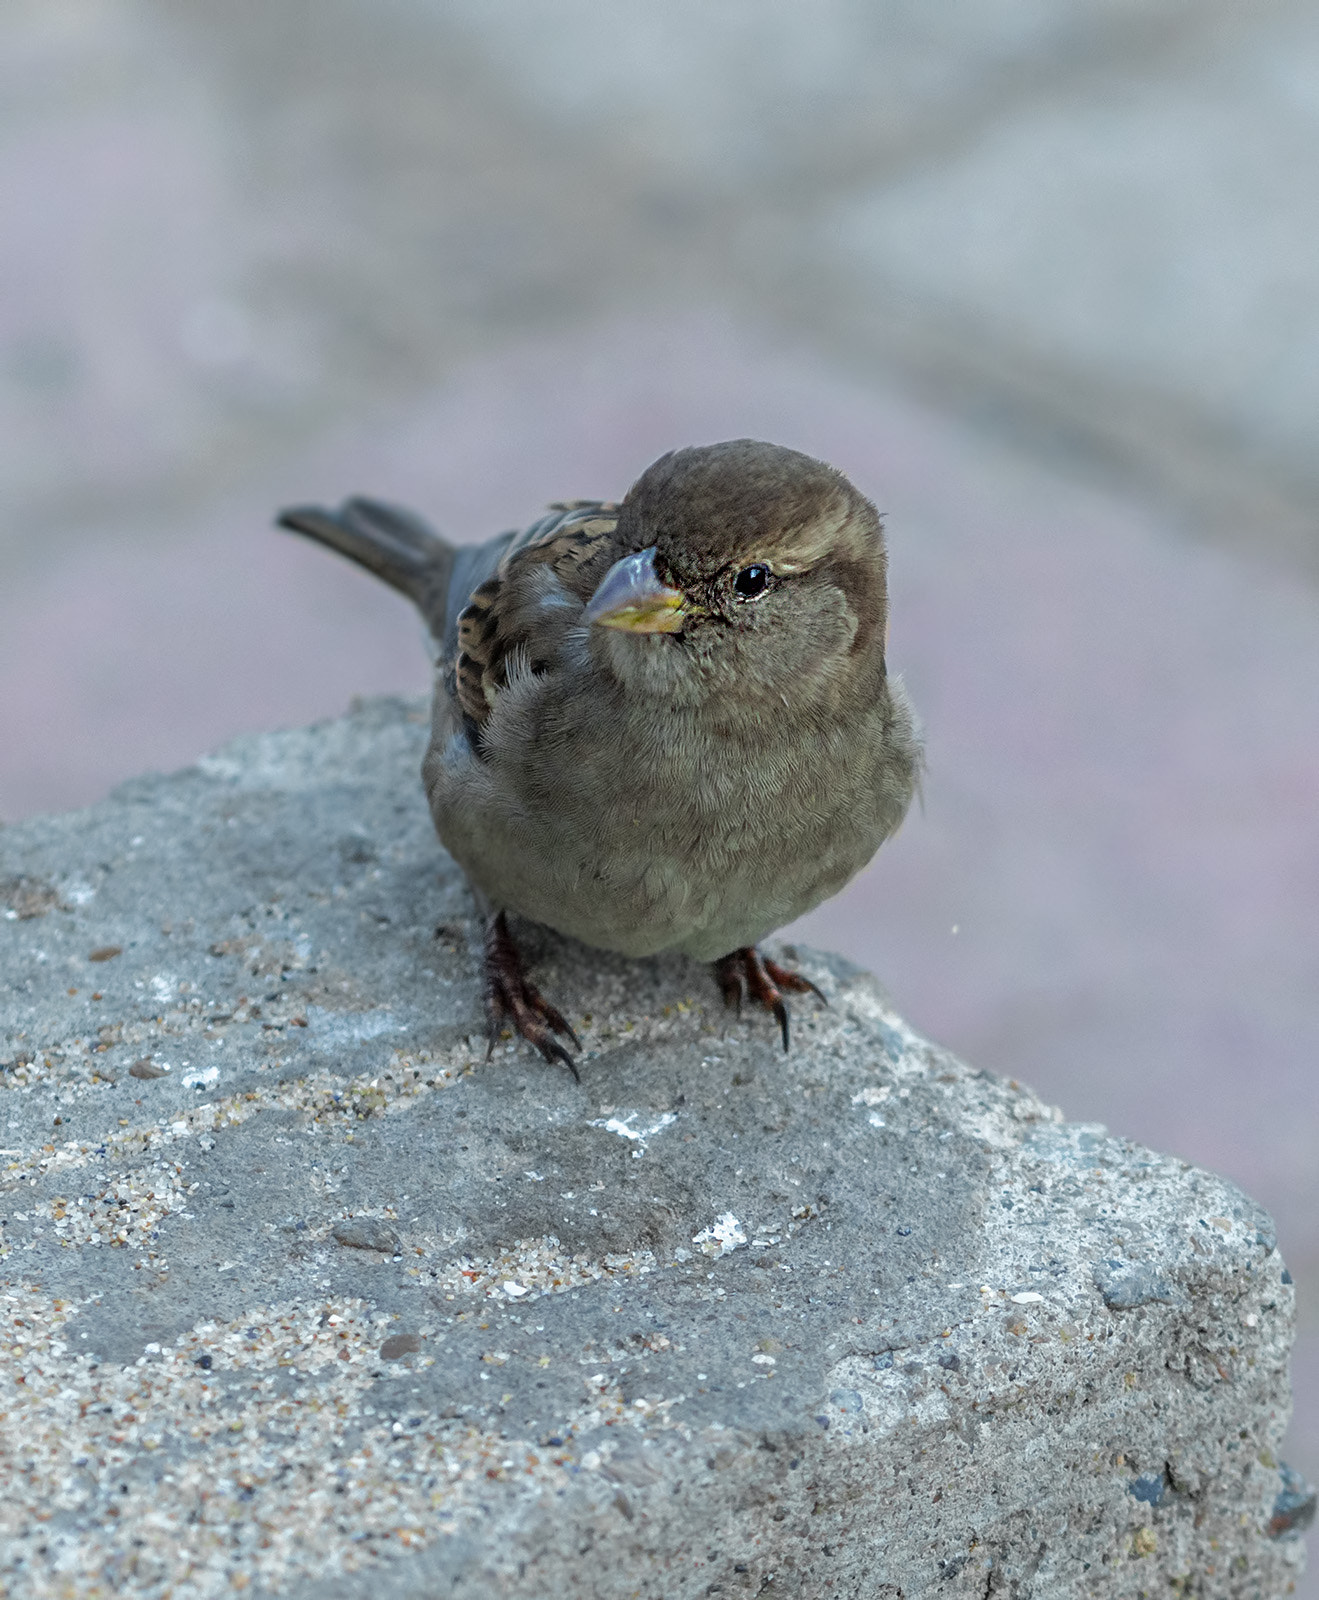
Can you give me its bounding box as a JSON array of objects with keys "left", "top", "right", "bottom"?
[{"left": 584, "top": 547, "right": 687, "bottom": 634}]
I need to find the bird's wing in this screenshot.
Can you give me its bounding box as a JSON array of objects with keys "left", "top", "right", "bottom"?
[{"left": 451, "top": 501, "right": 623, "bottom": 735}]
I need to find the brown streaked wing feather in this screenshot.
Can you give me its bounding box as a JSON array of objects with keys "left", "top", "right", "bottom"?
[
  {"left": 510, "top": 513, "right": 620, "bottom": 602},
  {"left": 455, "top": 579, "right": 501, "bottom": 665},
  {"left": 452, "top": 504, "right": 622, "bottom": 731}
]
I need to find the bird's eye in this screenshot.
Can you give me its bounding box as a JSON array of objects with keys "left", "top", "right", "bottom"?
[{"left": 733, "top": 564, "right": 771, "bottom": 600}]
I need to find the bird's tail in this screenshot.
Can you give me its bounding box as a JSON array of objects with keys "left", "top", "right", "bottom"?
[{"left": 277, "top": 497, "right": 456, "bottom": 646}]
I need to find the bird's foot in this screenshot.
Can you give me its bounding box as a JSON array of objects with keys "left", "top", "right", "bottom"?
[
  {"left": 712, "top": 947, "right": 827, "bottom": 1051},
  {"left": 483, "top": 911, "right": 581, "bottom": 1079}
]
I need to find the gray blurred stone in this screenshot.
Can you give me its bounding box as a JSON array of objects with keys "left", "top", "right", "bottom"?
[
  {"left": 441, "top": 0, "right": 1197, "bottom": 192},
  {"left": 333, "top": 1218, "right": 402, "bottom": 1254},
  {"left": 1274, "top": 1465, "right": 1318, "bottom": 1541},
  {"left": 828, "top": 3, "right": 1319, "bottom": 501},
  {"left": 1092, "top": 1258, "right": 1175, "bottom": 1311},
  {"left": 0, "top": 698, "right": 1307, "bottom": 1596}
]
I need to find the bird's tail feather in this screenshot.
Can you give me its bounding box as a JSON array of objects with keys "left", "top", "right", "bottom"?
[{"left": 277, "top": 497, "right": 456, "bottom": 643}]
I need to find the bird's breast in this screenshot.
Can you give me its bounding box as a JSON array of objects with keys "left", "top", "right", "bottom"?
[{"left": 427, "top": 670, "right": 913, "bottom": 960}]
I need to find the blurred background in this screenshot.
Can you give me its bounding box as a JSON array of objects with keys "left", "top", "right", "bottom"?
[{"left": 1, "top": 0, "right": 1316, "bottom": 1559}]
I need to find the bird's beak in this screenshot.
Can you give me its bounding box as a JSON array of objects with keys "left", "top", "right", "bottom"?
[{"left": 584, "top": 546, "right": 688, "bottom": 634}]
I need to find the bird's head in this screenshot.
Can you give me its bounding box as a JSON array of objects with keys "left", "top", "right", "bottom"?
[{"left": 585, "top": 439, "right": 890, "bottom": 709}]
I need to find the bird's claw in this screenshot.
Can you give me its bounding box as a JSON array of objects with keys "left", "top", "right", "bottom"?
[
  {"left": 716, "top": 964, "right": 744, "bottom": 1016},
  {"left": 483, "top": 912, "right": 581, "bottom": 1080},
  {"left": 712, "top": 948, "right": 827, "bottom": 1051}
]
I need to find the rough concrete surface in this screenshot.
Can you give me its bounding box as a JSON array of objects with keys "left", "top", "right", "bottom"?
[{"left": 1, "top": 699, "right": 1310, "bottom": 1597}]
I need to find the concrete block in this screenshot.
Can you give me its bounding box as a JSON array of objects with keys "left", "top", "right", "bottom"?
[{"left": 0, "top": 699, "right": 1308, "bottom": 1596}]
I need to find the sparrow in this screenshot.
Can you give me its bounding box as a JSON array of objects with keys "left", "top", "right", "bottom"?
[{"left": 278, "top": 439, "right": 920, "bottom": 1076}]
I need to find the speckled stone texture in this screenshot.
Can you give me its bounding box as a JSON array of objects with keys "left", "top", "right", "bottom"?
[{"left": 0, "top": 697, "right": 1308, "bottom": 1598}]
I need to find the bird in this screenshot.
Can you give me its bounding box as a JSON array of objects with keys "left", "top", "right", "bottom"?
[{"left": 278, "top": 439, "right": 921, "bottom": 1077}]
